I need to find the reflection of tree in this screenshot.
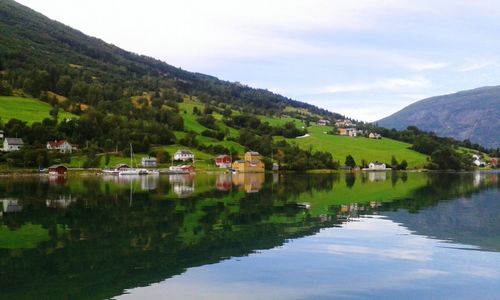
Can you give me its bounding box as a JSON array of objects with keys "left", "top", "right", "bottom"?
[
  {"left": 345, "top": 173, "right": 356, "bottom": 189},
  {"left": 0, "top": 172, "right": 497, "bottom": 300}
]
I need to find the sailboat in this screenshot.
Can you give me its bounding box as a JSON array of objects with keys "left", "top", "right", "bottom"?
[{"left": 118, "top": 144, "right": 148, "bottom": 176}]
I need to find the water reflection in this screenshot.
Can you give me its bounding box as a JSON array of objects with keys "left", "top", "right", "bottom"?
[{"left": 0, "top": 171, "right": 498, "bottom": 299}]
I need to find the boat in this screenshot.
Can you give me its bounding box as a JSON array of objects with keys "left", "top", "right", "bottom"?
[{"left": 118, "top": 144, "right": 148, "bottom": 176}]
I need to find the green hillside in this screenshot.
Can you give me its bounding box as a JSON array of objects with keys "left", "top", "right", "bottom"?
[
  {"left": 0, "top": 96, "right": 77, "bottom": 123},
  {"left": 277, "top": 125, "right": 428, "bottom": 168}
]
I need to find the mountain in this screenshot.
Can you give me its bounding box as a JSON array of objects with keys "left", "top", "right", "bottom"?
[
  {"left": 0, "top": 0, "right": 336, "bottom": 118},
  {"left": 377, "top": 86, "right": 500, "bottom": 149}
]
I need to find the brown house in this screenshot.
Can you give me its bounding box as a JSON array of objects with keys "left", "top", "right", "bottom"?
[{"left": 232, "top": 151, "right": 265, "bottom": 173}]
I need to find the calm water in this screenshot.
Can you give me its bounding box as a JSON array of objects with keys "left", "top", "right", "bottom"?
[{"left": 0, "top": 171, "right": 499, "bottom": 299}]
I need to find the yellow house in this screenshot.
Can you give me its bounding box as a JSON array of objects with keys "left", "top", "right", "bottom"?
[{"left": 232, "top": 151, "right": 265, "bottom": 173}]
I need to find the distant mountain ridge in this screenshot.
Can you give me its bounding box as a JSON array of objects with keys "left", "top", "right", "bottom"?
[{"left": 377, "top": 86, "right": 500, "bottom": 149}]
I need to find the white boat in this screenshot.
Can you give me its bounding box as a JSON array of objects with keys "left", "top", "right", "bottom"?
[{"left": 118, "top": 144, "right": 148, "bottom": 176}]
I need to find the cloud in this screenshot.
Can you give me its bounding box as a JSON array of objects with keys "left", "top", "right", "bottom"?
[
  {"left": 455, "top": 60, "right": 496, "bottom": 72},
  {"left": 320, "top": 77, "right": 431, "bottom": 94},
  {"left": 326, "top": 244, "right": 433, "bottom": 262}
]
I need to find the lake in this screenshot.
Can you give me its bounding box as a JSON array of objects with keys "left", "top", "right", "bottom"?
[{"left": 0, "top": 171, "right": 499, "bottom": 299}]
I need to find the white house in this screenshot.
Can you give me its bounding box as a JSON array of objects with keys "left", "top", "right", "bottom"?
[
  {"left": 46, "top": 140, "right": 76, "bottom": 153},
  {"left": 317, "top": 119, "right": 330, "bottom": 126},
  {"left": 3, "top": 138, "right": 24, "bottom": 152},
  {"left": 368, "top": 132, "right": 382, "bottom": 139},
  {"left": 472, "top": 154, "right": 486, "bottom": 167},
  {"left": 0, "top": 130, "right": 4, "bottom": 139},
  {"left": 141, "top": 157, "right": 157, "bottom": 167},
  {"left": 174, "top": 150, "right": 194, "bottom": 161},
  {"left": 368, "top": 161, "right": 388, "bottom": 170}
]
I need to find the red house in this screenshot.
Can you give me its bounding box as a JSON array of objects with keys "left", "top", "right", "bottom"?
[
  {"left": 48, "top": 165, "right": 68, "bottom": 175},
  {"left": 215, "top": 154, "right": 232, "bottom": 168}
]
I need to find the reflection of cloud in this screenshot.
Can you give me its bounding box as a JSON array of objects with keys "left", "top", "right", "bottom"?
[
  {"left": 460, "top": 267, "right": 499, "bottom": 279},
  {"left": 326, "top": 244, "right": 432, "bottom": 262}
]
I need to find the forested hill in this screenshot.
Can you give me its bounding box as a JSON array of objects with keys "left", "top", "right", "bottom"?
[
  {"left": 0, "top": 0, "right": 337, "bottom": 118},
  {"left": 377, "top": 86, "right": 500, "bottom": 149}
]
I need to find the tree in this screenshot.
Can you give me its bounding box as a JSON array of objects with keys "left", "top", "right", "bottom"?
[
  {"left": 345, "top": 154, "right": 356, "bottom": 168},
  {"left": 399, "top": 160, "right": 408, "bottom": 170},
  {"left": 156, "top": 150, "right": 169, "bottom": 163},
  {"left": 391, "top": 155, "right": 399, "bottom": 169}
]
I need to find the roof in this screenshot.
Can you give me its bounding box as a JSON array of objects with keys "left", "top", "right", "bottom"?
[
  {"left": 4, "top": 138, "right": 24, "bottom": 145},
  {"left": 141, "top": 157, "right": 157, "bottom": 161},
  {"left": 48, "top": 164, "right": 68, "bottom": 169},
  {"left": 47, "top": 140, "right": 71, "bottom": 147},
  {"left": 217, "top": 154, "right": 230, "bottom": 158},
  {"left": 175, "top": 150, "right": 194, "bottom": 155},
  {"left": 246, "top": 151, "right": 261, "bottom": 155},
  {"left": 370, "top": 161, "right": 385, "bottom": 165}
]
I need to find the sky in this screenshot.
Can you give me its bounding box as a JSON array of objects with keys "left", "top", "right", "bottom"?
[{"left": 16, "top": 0, "right": 500, "bottom": 121}]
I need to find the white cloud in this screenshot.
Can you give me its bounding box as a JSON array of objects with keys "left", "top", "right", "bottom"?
[
  {"left": 321, "top": 77, "right": 431, "bottom": 94},
  {"left": 455, "top": 60, "right": 496, "bottom": 72}
]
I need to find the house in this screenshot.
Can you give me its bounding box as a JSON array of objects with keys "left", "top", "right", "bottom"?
[
  {"left": 1, "top": 199, "right": 22, "bottom": 213},
  {"left": 114, "top": 164, "right": 130, "bottom": 171},
  {"left": 3, "top": 138, "right": 24, "bottom": 152},
  {"left": 491, "top": 158, "right": 499, "bottom": 168},
  {"left": 141, "top": 157, "right": 157, "bottom": 167},
  {"left": 46, "top": 140, "right": 76, "bottom": 153},
  {"left": 174, "top": 150, "right": 194, "bottom": 161},
  {"left": 0, "top": 130, "right": 3, "bottom": 139},
  {"left": 48, "top": 165, "right": 68, "bottom": 175},
  {"left": 472, "top": 154, "right": 486, "bottom": 167},
  {"left": 232, "top": 151, "right": 265, "bottom": 173},
  {"left": 367, "top": 161, "right": 389, "bottom": 170},
  {"left": 215, "top": 154, "right": 232, "bottom": 168},
  {"left": 338, "top": 128, "right": 357, "bottom": 137},
  {"left": 335, "top": 119, "right": 354, "bottom": 128},
  {"left": 368, "top": 132, "right": 382, "bottom": 139},
  {"left": 317, "top": 119, "right": 330, "bottom": 126}
]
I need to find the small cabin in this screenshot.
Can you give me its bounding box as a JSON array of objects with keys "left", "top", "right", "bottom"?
[
  {"left": 215, "top": 154, "right": 232, "bottom": 168},
  {"left": 3, "top": 138, "right": 24, "bottom": 152},
  {"left": 368, "top": 162, "right": 387, "bottom": 170},
  {"left": 114, "top": 164, "right": 130, "bottom": 171},
  {"left": 48, "top": 165, "right": 68, "bottom": 175},
  {"left": 141, "top": 157, "right": 157, "bottom": 167},
  {"left": 174, "top": 150, "right": 194, "bottom": 161}
]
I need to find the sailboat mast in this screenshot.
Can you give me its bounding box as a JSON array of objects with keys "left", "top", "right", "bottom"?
[{"left": 130, "top": 143, "right": 133, "bottom": 168}]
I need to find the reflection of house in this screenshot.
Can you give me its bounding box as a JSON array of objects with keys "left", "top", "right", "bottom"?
[
  {"left": 46, "top": 195, "right": 76, "bottom": 209},
  {"left": 169, "top": 174, "right": 195, "bottom": 197},
  {"left": 46, "top": 140, "right": 76, "bottom": 153},
  {"left": 232, "top": 173, "right": 265, "bottom": 193},
  {"left": 232, "top": 151, "right": 265, "bottom": 173},
  {"left": 1, "top": 199, "right": 22, "bottom": 213},
  {"left": 338, "top": 128, "right": 357, "bottom": 137},
  {"left": 3, "top": 137, "right": 24, "bottom": 152},
  {"left": 48, "top": 165, "right": 68, "bottom": 175},
  {"left": 368, "top": 132, "right": 382, "bottom": 139},
  {"left": 216, "top": 173, "right": 232, "bottom": 191},
  {"left": 141, "top": 157, "right": 157, "bottom": 167},
  {"left": 174, "top": 150, "right": 194, "bottom": 161},
  {"left": 215, "top": 154, "right": 232, "bottom": 168},
  {"left": 368, "top": 171, "right": 387, "bottom": 182}
]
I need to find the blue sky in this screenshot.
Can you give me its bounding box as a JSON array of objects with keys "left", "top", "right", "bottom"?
[{"left": 17, "top": 0, "right": 500, "bottom": 121}]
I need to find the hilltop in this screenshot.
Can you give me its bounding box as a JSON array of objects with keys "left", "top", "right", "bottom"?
[{"left": 378, "top": 86, "right": 500, "bottom": 149}]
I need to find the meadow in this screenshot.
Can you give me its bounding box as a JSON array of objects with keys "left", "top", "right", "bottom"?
[
  {"left": 277, "top": 125, "right": 429, "bottom": 168},
  {"left": 0, "top": 96, "right": 77, "bottom": 123}
]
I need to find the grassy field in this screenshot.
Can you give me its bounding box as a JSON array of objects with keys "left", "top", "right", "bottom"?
[
  {"left": 277, "top": 125, "right": 428, "bottom": 168},
  {"left": 0, "top": 96, "right": 77, "bottom": 124}
]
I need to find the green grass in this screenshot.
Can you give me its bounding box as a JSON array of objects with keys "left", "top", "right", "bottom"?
[
  {"left": 0, "top": 96, "right": 77, "bottom": 124},
  {"left": 277, "top": 125, "right": 428, "bottom": 168},
  {"left": 259, "top": 115, "right": 306, "bottom": 127}
]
